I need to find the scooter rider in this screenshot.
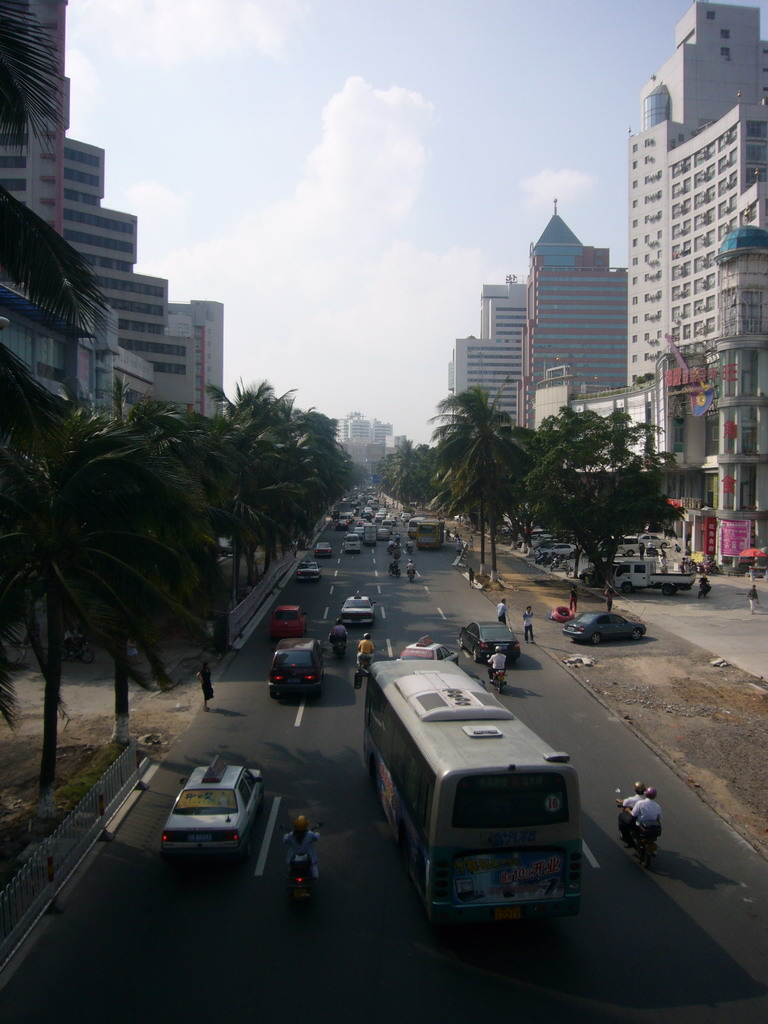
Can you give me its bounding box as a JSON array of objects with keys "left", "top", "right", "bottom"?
[
  {"left": 357, "top": 632, "right": 375, "bottom": 668},
  {"left": 406, "top": 559, "right": 416, "bottom": 577},
  {"left": 283, "top": 815, "right": 320, "bottom": 878},
  {"left": 487, "top": 646, "right": 506, "bottom": 685},
  {"left": 615, "top": 780, "right": 646, "bottom": 845},
  {"left": 698, "top": 575, "right": 711, "bottom": 599},
  {"left": 328, "top": 618, "right": 347, "bottom": 643}
]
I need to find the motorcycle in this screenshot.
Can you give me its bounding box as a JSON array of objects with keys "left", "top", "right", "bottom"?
[
  {"left": 388, "top": 562, "right": 401, "bottom": 577},
  {"left": 62, "top": 634, "right": 95, "bottom": 664},
  {"left": 698, "top": 577, "right": 711, "bottom": 599},
  {"left": 329, "top": 636, "right": 347, "bottom": 657},
  {"left": 486, "top": 663, "right": 507, "bottom": 693},
  {"left": 283, "top": 823, "right": 322, "bottom": 901},
  {"left": 406, "top": 566, "right": 416, "bottom": 582},
  {"left": 615, "top": 790, "right": 661, "bottom": 868},
  {"left": 357, "top": 651, "right": 372, "bottom": 672}
]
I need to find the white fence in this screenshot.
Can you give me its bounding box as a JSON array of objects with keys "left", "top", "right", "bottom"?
[{"left": 0, "top": 740, "right": 145, "bottom": 972}]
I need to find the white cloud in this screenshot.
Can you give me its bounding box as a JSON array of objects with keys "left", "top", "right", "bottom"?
[
  {"left": 125, "top": 181, "right": 190, "bottom": 224},
  {"left": 518, "top": 168, "right": 598, "bottom": 208},
  {"left": 136, "top": 77, "right": 482, "bottom": 441},
  {"left": 67, "top": 0, "right": 308, "bottom": 63}
]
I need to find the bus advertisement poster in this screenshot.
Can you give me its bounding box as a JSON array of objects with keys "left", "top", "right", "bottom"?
[{"left": 452, "top": 851, "right": 565, "bottom": 904}]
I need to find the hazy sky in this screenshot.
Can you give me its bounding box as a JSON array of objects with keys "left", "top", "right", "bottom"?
[{"left": 63, "top": 0, "right": 768, "bottom": 443}]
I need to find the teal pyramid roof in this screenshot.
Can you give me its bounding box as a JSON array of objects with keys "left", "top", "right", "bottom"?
[{"left": 535, "top": 214, "right": 582, "bottom": 248}]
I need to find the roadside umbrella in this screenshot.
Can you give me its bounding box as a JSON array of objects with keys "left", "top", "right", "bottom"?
[{"left": 738, "top": 548, "right": 767, "bottom": 558}]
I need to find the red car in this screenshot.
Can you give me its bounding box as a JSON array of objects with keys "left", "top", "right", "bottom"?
[{"left": 269, "top": 605, "right": 307, "bottom": 639}]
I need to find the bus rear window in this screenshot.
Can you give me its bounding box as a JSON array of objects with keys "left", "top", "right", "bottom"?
[{"left": 452, "top": 772, "right": 569, "bottom": 828}]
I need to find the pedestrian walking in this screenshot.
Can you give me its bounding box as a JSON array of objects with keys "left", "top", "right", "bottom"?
[
  {"left": 638, "top": 541, "right": 645, "bottom": 559},
  {"left": 197, "top": 660, "right": 214, "bottom": 711},
  {"left": 604, "top": 585, "right": 615, "bottom": 612},
  {"left": 568, "top": 586, "right": 578, "bottom": 614},
  {"left": 496, "top": 599, "right": 508, "bottom": 625},
  {"left": 748, "top": 584, "right": 760, "bottom": 615},
  {"left": 522, "top": 606, "right": 535, "bottom": 644},
  {"left": 468, "top": 566, "right": 475, "bottom": 587},
  {"left": 468, "top": 533, "right": 474, "bottom": 549},
  {"left": 658, "top": 552, "right": 668, "bottom": 572}
]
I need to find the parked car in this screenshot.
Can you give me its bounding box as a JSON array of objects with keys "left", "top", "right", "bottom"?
[
  {"left": 535, "top": 543, "right": 576, "bottom": 559},
  {"left": 399, "top": 636, "right": 459, "bottom": 663},
  {"left": 562, "top": 612, "right": 647, "bottom": 645},
  {"left": 314, "top": 542, "right": 333, "bottom": 558},
  {"left": 340, "top": 595, "right": 376, "bottom": 626},
  {"left": 458, "top": 621, "right": 521, "bottom": 664},
  {"left": 161, "top": 755, "right": 264, "bottom": 861},
  {"left": 269, "top": 605, "right": 307, "bottom": 639},
  {"left": 295, "top": 560, "right": 321, "bottom": 582},
  {"left": 268, "top": 637, "right": 324, "bottom": 698},
  {"left": 344, "top": 534, "right": 362, "bottom": 553}
]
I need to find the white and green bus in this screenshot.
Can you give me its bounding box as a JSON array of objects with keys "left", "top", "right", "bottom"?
[{"left": 364, "top": 660, "right": 582, "bottom": 923}]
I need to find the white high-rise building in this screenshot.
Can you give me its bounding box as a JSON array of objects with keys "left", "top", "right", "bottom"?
[
  {"left": 166, "top": 301, "right": 224, "bottom": 417},
  {"left": 628, "top": 1, "right": 768, "bottom": 379},
  {"left": 450, "top": 277, "right": 526, "bottom": 422}
]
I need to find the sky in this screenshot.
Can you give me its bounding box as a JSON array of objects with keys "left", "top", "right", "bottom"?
[{"left": 62, "top": 0, "right": 768, "bottom": 444}]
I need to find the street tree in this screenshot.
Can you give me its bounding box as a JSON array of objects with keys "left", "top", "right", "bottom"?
[{"left": 526, "top": 407, "right": 680, "bottom": 584}]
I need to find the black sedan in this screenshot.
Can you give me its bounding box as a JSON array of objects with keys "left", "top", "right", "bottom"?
[
  {"left": 562, "top": 612, "right": 646, "bottom": 645},
  {"left": 458, "top": 621, "right": 521, "bottom": 664}
]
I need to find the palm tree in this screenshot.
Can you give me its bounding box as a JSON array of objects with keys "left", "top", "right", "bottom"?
[
  {"left": 0, "top": 5, "right": 109, "bottom": 336},
  {"left": 0, "top": 410, "right": 211, "bottom": 816},
  {"left": 431, "top": 386, "right": 524, "bottom": 579}
]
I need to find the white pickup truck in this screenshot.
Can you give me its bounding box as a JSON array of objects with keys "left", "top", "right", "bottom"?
[{"left": 613, "top": 559, "right": 696, "bottom": 596}]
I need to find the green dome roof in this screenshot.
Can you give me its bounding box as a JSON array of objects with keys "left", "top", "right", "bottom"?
[{"left": 719, "top": 226, "right": 768, "bottom": 254}]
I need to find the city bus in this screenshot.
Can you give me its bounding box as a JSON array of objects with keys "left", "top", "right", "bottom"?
[
  {"left": 407, "top": 516, "right": 426, "bottom": 540},
  {"left": 415, "top": 519, "right": 445, "bottom": 550},
  {"left": 364, "top": 660, "right": 582, "bottom": 923}
]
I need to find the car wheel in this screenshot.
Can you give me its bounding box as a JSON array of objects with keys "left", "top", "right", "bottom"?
[
  {"left": 661, "top": 583, "right": 676, "bottom": 596},
  {"left": 240, "top": 833, "right": 253, "bottom": 862},
  {"left": 589, "top": 632, "right": 602, "bottom": 645},
  {"left": 625, "top": 549, "right": 635, "bottom": 557},
  {"left": 269, "top": 690, "right": 279, "bottom": 699},
  {"left": 472, "top": 647, "right": 483, "bottom": 663},
  {"left": 631, "top": 627, "right": 643, "bottom": 641},
  {"left": 620, "top": 582, "right": 633, "bottom": 594}
]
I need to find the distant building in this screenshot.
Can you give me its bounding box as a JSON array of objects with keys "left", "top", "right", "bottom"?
[
  {"left": 628, "top": 1, "right": 768, "bottom": 377},
  {"left": 449, "top": 276, "right": 526, "bottom": 423},
  {"left": 166, "top": 301, "right": 224, "bottom": 417},
  {"left": 336, "top": 412, "right": 393, "bottom": 445},
  {"left": 521, "top": 208, "right": 628, "bottom": 428}
]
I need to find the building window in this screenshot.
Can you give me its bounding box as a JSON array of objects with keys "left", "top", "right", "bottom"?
[
  {"left": 720, "top": 29, "right": 730, "bottom": 39},
  {"left": 706, "top": 10, "right": 715, "bottom": 18},
  {"left": 721, "top": 47, "right": 730, "bottom": 57}
]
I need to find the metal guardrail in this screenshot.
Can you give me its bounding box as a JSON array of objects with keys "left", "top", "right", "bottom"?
[{"left": 0, "top": 740, "right": 144, "bottom": 972}]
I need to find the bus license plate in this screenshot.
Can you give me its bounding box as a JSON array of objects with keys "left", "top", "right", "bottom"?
[{"left": 494, "top": 906, "right": 522, "bottom": 921}]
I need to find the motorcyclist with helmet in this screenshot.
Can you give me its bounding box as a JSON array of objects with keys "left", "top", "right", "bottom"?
[
  {"left": 283, "top": 814, "right": 320, "bottom": 878},
  {"left": 615, "top": 780, "right": 647, "bottom": 845},
  {"left": 631, "top": 786, "right": 662, "bottom": 831},
  {"left": 357, "top": 632, "right": 375, "bottom": 669},
  {"left": 487, "top": 646, "right": 507, "bottom": 688},
  {"left": 406, "top": 559, "right": 416, "bottom": 579},
  {"left": 328, "top": 618, "right": 347, "bottom": 643},
  {"left": 698, "top": 575, "right": 711, "bottom": 599}
]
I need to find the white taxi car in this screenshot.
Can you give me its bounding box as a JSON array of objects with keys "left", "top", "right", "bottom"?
[
  {"left": 399, "top": 635, "right": 459, "bottom": 663},
  {"left": 161, "top": 756, "right": 264, "bottom": 861}
]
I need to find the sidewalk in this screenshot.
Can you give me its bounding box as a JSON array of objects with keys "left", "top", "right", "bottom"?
[{"left": 465, "top": 542, "right": 767, "bottom": 683}]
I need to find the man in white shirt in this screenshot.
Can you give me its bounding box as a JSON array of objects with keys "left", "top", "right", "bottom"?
[{"left": 631, "top": 787, "right": 662, "bottom": 831}]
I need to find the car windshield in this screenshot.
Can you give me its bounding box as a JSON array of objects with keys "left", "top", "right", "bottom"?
[
  {"left": 274, "top": 609, "right": 298, "bottom": 620},
  {"left": 345, "top": 600, "right": 370, "bottom": 609},
  {"left": 174, "top": 789, "right": 238, "bottom": 815}
]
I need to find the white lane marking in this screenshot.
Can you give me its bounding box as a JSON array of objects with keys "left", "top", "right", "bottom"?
[
  {"left": 323, "top": 606, "right": 329, "bottom": 619},
  {"left": 386, "top": 639, "right": 393, "bottom": 657},
  {"left": 377, "top": 584, "right": 382, "bottom": 594},
  {"left": 255, "top": 796, "right": 281, "bottom": 876},
  {"left": 329, "top": 585, "right": 335, "bottom": 593},
  {"left": 436, "top": 607, "right": 446, "bottom": 619},
  {"left": 380, "top": 607, "right": 386, "bottom": 619},
  {"left": 294, "top": 700, "right": 306, "bottom": 728},
  {"left": 582, "top": 841, "right": 599, "bottom": 868}
]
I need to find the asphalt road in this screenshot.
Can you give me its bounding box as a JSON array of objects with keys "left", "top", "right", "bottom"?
[{"left": 1, "top": 525, "right": 767, "bottom": 1024}]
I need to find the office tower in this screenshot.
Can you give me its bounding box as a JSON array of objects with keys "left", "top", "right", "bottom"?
[
  {"left": 449, "top": 277, "right": 526, "bottom": 423},
  {"left": 0, "top": 1, "right": 221, "bottom": 409},
  {"left": 166, "top": 301, "right": 224, "bottom": 417},
  {"left": 629, "top": 1, "right": 768, "bottom": 378},
  {"left": 521, "top": 208, "right": 627, "bottom": 428}
]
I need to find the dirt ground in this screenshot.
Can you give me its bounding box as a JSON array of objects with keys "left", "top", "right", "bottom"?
[{"left": 1, "top": 573, "right": 767, "bottom": 867}]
